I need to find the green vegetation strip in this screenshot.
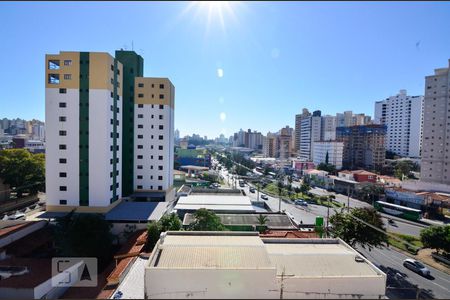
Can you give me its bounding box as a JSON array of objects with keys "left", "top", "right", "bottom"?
[{"left": 388, "top": 232, "right": 423, "bottom": 254}]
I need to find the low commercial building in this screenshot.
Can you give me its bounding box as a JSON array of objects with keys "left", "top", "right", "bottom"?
[
  {"left": 175, "top": 148, "right": 211, "bottom": 168},
  {"left": 144, "top": 231, "right": 386, "bottom": 299},
  {"left": 338, "top": 170, "right": 378, "bottom": 183},
  {"left": 385, "top": 188, "right": 450, "bottom": 216},
  {"left": 303, "top": 169, "right": 332, "bottom": 189}
]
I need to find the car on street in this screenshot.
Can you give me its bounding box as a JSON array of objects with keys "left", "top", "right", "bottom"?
[
  {"left": 8, "top": 213, "right": 26, "bottom": 220},
  {"left": 294, "top": 199, "right": 308, "bottom": 206},
  {"left": 249, "top": 187, "right": 256, "bottom": 193},
  {"left": 403, "top": 259, "right": 431, "bottom": 276},
  {"left": 261, "top": 194, "right": 269, "bottom": 200}
]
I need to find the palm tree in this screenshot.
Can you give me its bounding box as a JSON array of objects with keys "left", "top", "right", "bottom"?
[{"left": 257, "top": 214, "right": 268, "bottom": 226}]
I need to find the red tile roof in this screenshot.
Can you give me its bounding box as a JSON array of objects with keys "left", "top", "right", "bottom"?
[
  {"left": 0, "top": 258, "right": 52, "bottom": 288},
  {"left": 0, "top": 222, "right": 33, "bottom": 239},
  {"left": 260, "top": 230, "right": 318, "bottom": 239}
]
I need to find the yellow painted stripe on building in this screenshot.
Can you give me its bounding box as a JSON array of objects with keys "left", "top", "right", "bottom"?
[
  {"left": 45, "top": 52, "right": 80, "bottom": 89},
  {"left": 134, "top": 77, "right": 175, "bottom": 108}
]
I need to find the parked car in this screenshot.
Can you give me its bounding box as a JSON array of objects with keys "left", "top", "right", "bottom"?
[
  {"left": 294, "top": 199, "right": 308, "bottom": 206},
  {"left": 261, "top": 194, "right": 269, "bottom": 200},
  {"left": 403, "top": 259, "right": 430, "bottom": 276},
  {"left": 8, "top": 213, "right": 25, "bottom": 220},
  {"left": 249, "top": 187, "right": 256, "bottom": 193}
]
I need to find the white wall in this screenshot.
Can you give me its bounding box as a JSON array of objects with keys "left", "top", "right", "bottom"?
[
  {"left": 89, "top": 90, "right": 122, "bottom": 206},
  {"left": 45, "top": 88, "right": 80, "bottom": 207}
]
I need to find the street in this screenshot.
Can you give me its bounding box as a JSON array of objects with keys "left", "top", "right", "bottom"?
[{"left": 357, "top": 245, "right": 450, "bottom": 299}]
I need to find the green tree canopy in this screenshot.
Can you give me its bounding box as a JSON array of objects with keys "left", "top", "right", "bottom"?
[
  {"left": 146, "top": 221, "right": 161, "bottom": 251},
  {"left": 316, "top": 163, "right": 337, "bottom": 174},
  {"left": 54, "top": 212, "right": 114, "bottom": 267},
  {"left": 330, "top": 207, "right": 388, "bottom": 250},
  {"left": 0, "top": 149, "right": 45, "bottom": 196},
  {"left": 188, "top": 208, "right": 226, "bottom": 231},
  {"left": 300, "top": 183, "right": 311, "bottom": 194},
  {"left": 394, "top": 160, "right": 419, "bottom": 180},
  {"left": 158, "top": 213, "right": 182, "bottom": 232},
  {"left": 420, "top": 225, "right": 450, "bottom": 254}
]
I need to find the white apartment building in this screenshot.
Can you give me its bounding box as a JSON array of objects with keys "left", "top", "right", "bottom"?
[
  {"left": 134, "top": 78, "right": 175, "bottom": 193},
  {"left": 374, "top": 89, "right": 424, "bottom": 158},
  {"left": 45, "top": 51, "right": 123, "bottom": 212},
  {"left": 313, "top": 141, "right": 344, "bottom": 169},
  {"left": 336, "top": 111, "right": 371, "bottom": 127},
  {"left": 321, "top": 115, "right": 336, "bottom": 141},
  {"left": 421, "top": 60, "right": 450, "bottom": 184},
  {"left": 299, "top": 111, "right": 322, "bottom": 161}
]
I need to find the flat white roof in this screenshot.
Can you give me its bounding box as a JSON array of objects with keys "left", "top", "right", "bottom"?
[
  {"left": 147, "top": 233, "right": 384, "bottom": 279},
  {"left": 174, "top": 195, "right": 255, "bottom": 212}
]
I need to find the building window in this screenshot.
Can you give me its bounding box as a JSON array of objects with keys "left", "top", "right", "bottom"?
[
  {"left": 158, "top": 166, "right": 163, "bottom": 170},
  {"left": 59, "top": 88, "right": 67, "bottom": 94},
  {"left": 158, "top": 186, "right": 163, "bottom": 190},
  {"left": 137, "top": 134, "right": 143, "bottom": 139},
  {"left": 159, "top": 104, "right": 164, "bottom": 109},
  {"left": 59, "top": 158, "right": 67, "bottom": 164},
  {"left": 137, "top": 165, "right": 143, "bottom": 169},
  {"left": 59, "top": 200, "right": 67, "bottom": 205},
  {"left": 138, "top": 93, "right": 144, "bottom": 98},
  {"left": 59, "top": 130, "right": 67, "bottom": 136},
  {"left": 59, "top": 144, "right": 67, "bottom": 150},
  {"left": 137, "top": 185, "right": 143, "bottom": 189},
  {"left": 137, "top": 155, "right": 143, "bottom": 159},
  {"left": 59, "top": 116, "right": 66, "bottom": 122},
  {"left": 138, "top": 145, "right": 143, "bottom": 149},
  {"left": 158, "top": 176, "right": 163, "bottom": 180},
  {"left": 59, "top": 186, "right": 67, "bottom": 191},
  {"left": 48, "top": 74, "right": 60, "bottom": 84},
  {"left": 159, "top": 94, "right": 164, "bottom": 99},
  {"left": 138, "top": 104, "right": 144, "bottom": 108},
  {"left": 138, "top": 114, "right": 143, "bottom": 118},
  {"left": 48, "top": 60, "right": 60, "bottom": 70},
  {"left": 138, "top": 83, "right": 144, "bottom": 88},
  {"left": 159, "top": 115, "right": 163, "bottom": 120},
  {"left": 158, "top": 145, "right": 163, "bottom": 150},
  {"left": 59, "top": 172, "right": 67, "bottom": 177},
  {"left": 137, "top": 175, "right": 143, "bottom": 179},
  {"left": 159, "top": 135, "right": 163, "bottom": 140},
  {"left": 160, "top": 84, "right": 165, "bottom": 89},
  {"left": 159, "top": 125, "right": 164, "bottom": 130},
  {"left": 158, "top": 155, "right": 163, "bottom": 160},
  {"left": 59, "top": 102, "right": 67, "bottom": 108},
  {"left": 64, "top": 74, "right": 72, "bottom": 80},
  {"left": 63, "top": 60, "right": 72, "bottom": 66},
  {"left": 138, "top": 124, "right": 143, "bottom": 129}
]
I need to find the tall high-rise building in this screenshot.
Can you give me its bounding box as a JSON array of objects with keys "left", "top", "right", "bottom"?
[
  {"left": 232, "top": 129, "right": 263, "bottom": 150},
  {"left": 294, "top": 108, "right": 311, "bottom": 154},
  {"left": 262, "top": 132, "right": 277, "bottom": 158},
  {"left": 421, "top": 60, "right": 450, "bottom": 184},
  {"left": 299, "top": 110, "right": 322, "bottom": 161},
  {"left": 374, "top": 90, "right": 424, "bottom": 158},
  {"left": 45, "top": 51, "right": 123, "bottom": 212},
  {"left": 321, "top": 115, "right": 337, "bottom": 141},
  {"left": 134, "top": 78, "right": 175, "bottom": 194},
  {"left": 277, "top": 126, "right": 293, "bottom": 160},
  {"left": 115, "top": 50, "right": 144, "bottom": 197},
  {"left": 336, "top": 125, "right": 386, "bottom": 171},
  {"left": 312, "top": 141, "right": 344, "bottom": 170},
  {"left": 45, "top": 50, "right": 175, "bottom": 212},
  {"left": 336, "top": 111, "right": 371, "bottom": 127}
]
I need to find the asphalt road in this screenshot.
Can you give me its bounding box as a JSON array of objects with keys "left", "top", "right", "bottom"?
[{"left": 357, "top": 245, "right": 450, "bottom": 299}]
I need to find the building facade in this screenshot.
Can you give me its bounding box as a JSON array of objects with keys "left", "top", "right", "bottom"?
[
  {"left": 374, "top": 90, "right": 423, "bottom": 158},
  {"left": 421, "top": 60, "right": 450, "bottom": 184},
  {"left": 262, "top": 132, "right": 277, "bottom": 158},
  {"left": 134, "top": 78, "right": 175, "bottom": 193},
  {"left": 336, "top": 125, "right": 386, "bottom": 171},
  {"left": 321, "top": 115, "right": 337, "bottom": 141},
  {"left": 312, "top": 141, "right": 344, "bottom": 170},
  {"left": 299, "top": 110, "right": 322, "bottom": 161},
  {"left": 294, "top": 108, "right": 311, "bottom": 155},
  {"left": 336, "top": 111, "right": 372, "bottom": 127},
  {"left": 45, "top": 51, "right": 123, "bottom": 212}
]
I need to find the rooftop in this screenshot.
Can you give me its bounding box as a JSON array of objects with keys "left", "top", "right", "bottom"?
[
  {"left": 182, "top": 213, "right": 297, "bottom": 229},
  {"left": 147, "top": 232, "right": 385, "bottom": 278},
  {"left": 105, "top": 201, "right": 168, "bottom": 222},
  {"left": 175, "top": 194, "right": 255, "bottom": 212}
]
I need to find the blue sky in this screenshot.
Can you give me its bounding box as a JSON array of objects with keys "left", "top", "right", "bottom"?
[{"left": 1, "top": 1, "right": 450, "bottom": 138}]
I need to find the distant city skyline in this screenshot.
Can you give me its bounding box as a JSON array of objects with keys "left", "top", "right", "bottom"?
[{"left": 1, "top": 2, "right": 450, "bottom": 137}]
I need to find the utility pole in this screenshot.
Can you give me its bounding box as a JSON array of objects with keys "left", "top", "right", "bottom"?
[
  {"left": 326, "top": 196, "right": 330, "bottom": 237},
  {"left": 347, "top": 185, "right": 350, "bottom": 213}
]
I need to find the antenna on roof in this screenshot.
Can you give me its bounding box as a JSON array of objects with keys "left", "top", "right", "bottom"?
[{"left": 132, "top": 41, "right": 134, "bottom": 51}]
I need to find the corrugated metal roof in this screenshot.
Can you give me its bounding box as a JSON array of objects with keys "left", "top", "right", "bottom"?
[
  {"left": 182, "top": 213, "right": 296, "bottom": 228},
  {"left": 177, "top": 195, "right": 252, "bottom": 206},
  {"left": 105, "top": 201, "right": 166, "bottom": 221},
  {"left": 265, "top": 243, "right": 379, "bottom": 277},
  {"left": 163, "top": 235, "right": 264, "bottom": 246},
  {"left": 174, "top": 204, "right": 255, "bottom": 211}
]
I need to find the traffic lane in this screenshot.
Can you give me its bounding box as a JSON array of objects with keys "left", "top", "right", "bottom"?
[
  {"left": 357, "top": 246, "right": 450, "bottom": 299},
  {"left": 384, "top": 218, "right": 423, "bottom": 237}
]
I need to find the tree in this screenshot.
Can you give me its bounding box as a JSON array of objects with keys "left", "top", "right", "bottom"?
[
  {"left": 257, "top": 214, "right": 268, "bottom": 226},
  {"left": 54, "top": 212, "right": 114, "bottom": 267},
  {"left": 317, "top": 163, "right": 337, "bottom": 174},
  {"left": 146, "top": 221, "right": 161, "bottom": 251},
  {"left": 158, "top": 213, "right": 182, "bottom": 232},
  {"left": 359, "top": 183, "right": 384, "bottom": 204},
  {"left": 300, "top": 183, "right": 311, "bottom": 195},
  {"left": 0, "top": 149, "right": 45, "bottom": 197},
  {"left": 420, "top": 225, "right": 450, "bottom": 255},
  {"left": 329, "top": 207, "right": 387, "bottom": 250},
  {"left": 394, "top": 160, "right": 417, "bottom": 180},
  {"left": 188, "top": 208, "right": 226, "bottom": 231},
  {"left": 325, "top": 151, "right": 329, "bottom": 165}
]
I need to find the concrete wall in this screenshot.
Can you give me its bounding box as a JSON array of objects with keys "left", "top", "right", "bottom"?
[{"left": 145, "top": 268, "right": 278, "bottom": 299}]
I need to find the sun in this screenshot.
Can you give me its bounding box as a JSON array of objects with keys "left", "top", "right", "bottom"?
[{"left": 181, "top": 1, "right": 239, "bottom": 35}]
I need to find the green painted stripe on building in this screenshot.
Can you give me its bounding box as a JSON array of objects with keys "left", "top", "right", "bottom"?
[
  {"left": 79, "top": 52, "right": 89, "bottom": 206},
  {"left": 112, "top": 59, "right": 119, "bottom": 203},
  {"left": 115, "top": 50, "right": 144, "bottom": 197}
]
